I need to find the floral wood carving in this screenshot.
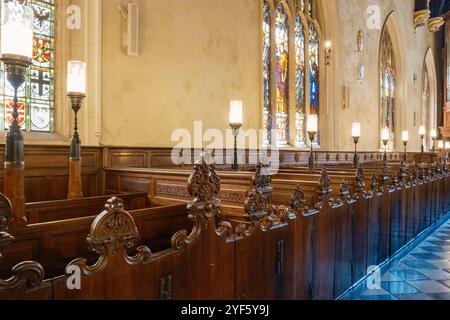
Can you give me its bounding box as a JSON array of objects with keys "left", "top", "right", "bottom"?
[
  {"left": 340, "top": 179, "right": 350, "bottom": 198},
  {"left": 0, "top": 193, "right": 14, "bottom": 259},
  {"left": 318, "top": 170, "right": 332, "bottom": 199},
  {"left": 290, "top": 185, "right": 306, "bottom": 212},
  {"left": 253, "top": 162, "right": 273, "bottom": 197},
  {"left": 371, "top": 175, "right": 379, "bottom": 192},
  {"left": 186, "top": 156, "right": 222, "bottom": 221},
  {"left": 68, "top": 197, "right": 152, "bottom": 276},
  {"left": 188, "top": 159, "right": 221, "bottom": 203},
  {"left": 355, "top": 165, "right": 365, "bottom": 193},
  {"left": 244, "top": 189, "right": 269, "bottom": 225},
  {"left": 381, "top": 160, "right": 389, "bottom": 183},
  {"left": 0, "top": 193, "right": 45, "bottom": 292}
]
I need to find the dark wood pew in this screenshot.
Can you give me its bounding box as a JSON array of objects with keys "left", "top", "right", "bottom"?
[
  {"left": 1, "top": 203, "right": 190, "bottom": 279},
  {"left": 25, "top": 192, "right": 149, "bottom": 224}
]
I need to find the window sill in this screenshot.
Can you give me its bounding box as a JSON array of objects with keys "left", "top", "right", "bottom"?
[{"left": 0, "top": 131, "right": 70, "bottom": 145}]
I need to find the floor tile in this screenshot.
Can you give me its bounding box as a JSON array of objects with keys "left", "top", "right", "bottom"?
[
  {"left": 381, "top": 281, "right": 418, "bottom": 295},
  {"left": 389, "top": 270, "right": 429, "bottom": 281},
  {"left": 416, "top": 269, "right": 450, "bottom": 280},
  {"left": 393, "top": 293, "right": 433, "bottom": 300},
  {"left": 426, "top": 293, "right": 450, "bottom": 300},
  {"left": 439, "top": 280, "right": 450, "bottom": 289},
  {"left": 360, "top": 288, "right": 390, "bottom": 296},
  {"left": 381, "top": 272, "right": 402, "bottom": 282},
  {"left": 408, "top": 280, "right": 450, "bottom": 293},
  {"left": 402, "top": 259, "right": 438, "bottom": 270},
  {"left": 359, "top": 295, "right": 398, "bottom": 301},
  {"left": 428, "top": 260, "right": 450, "bottom": 269},
  {"left": 420, "top": 246, "right": 450, "bottom": 253},
  {"left": 410, "top": 253, "right": 447, "bottom": 260}
]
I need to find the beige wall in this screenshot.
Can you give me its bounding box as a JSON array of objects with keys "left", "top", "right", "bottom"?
[
  {"left": 335, "top": 0, "right": 441, "bottom": 152},
  {"left": 63, "top": 0, "right": 441, "bottom": 151},
  {"left": 100, "top": 0, "right": 261, "bottom": 148},
  {"left": 2, "top": 0, "right": 440, "bottom": 151}
]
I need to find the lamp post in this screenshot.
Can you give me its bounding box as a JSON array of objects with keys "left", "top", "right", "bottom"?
[
  {"left": 0, "top": 1, "right": 33, "bottom": 227},
  {"left": 352, "top": 122, "right": 361, "bottom": 167},
  {"left": 307, "top": 114, "right": 318, "bottom": 172},
  {"left": 430, "top": 129, "right": 437, "bottom": 155},
  {"left": 402, "top": 131, "right": 409, "bottom": 162},
  {"left": 67, "top": 61, "right": 87, "bottom": 199},
  {"left": 381, "top": 127, "right": 390, "bottom": 164},
  {"left": 419, "top": 125, "right": 426, "bottom": 156},
  {"left": 229, "top": 100, "right": 243, "bottom": 171}
]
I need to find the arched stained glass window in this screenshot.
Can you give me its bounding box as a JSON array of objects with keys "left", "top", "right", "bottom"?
[
  {"left": 261, "top": 0, "right": 322, "bottom": 148},
  {"left": 0, "top": 0, "right": 55, "bottom": 132},
  {"left": 274, "top": 3, "right": 289, "bottom": 145},
  {"left": 262, "top": 0, "right": 272, "bottom": 146},
  {"left": 422, "top": 64, "right": 431, "bottom": 149},
  {"left": 379, "top": 29, "right": 396, "bottom": 149},
  {"left": 309, "top": 23, "right": 320, "bottom": 116},
  {"left": 295, "top": 15, "right": 306, "bottom": 146}
]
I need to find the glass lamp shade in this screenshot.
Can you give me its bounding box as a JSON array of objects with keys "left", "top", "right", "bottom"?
[
  {"left": 446, "top": 141, "right": 450, "bottom": 150},
  {"left": 0, "top": 1, "right": 33, "bottom": 60},
  {"left": 229, "top": 100, "right": 243, "bottom": 125},
  {"left": 402, "top": 131, "right": 409, "bottom": 143},
  {"left": 437, "top": 140, "right": 444, "bottom": 149},
  {"left": 381, "top": 127, "right": 390, "bottom": 141},
  {"left": 307, "top": 114, "right": 318, "bottom": 133},
  {"left": 67, "top": 61, "right": 87, "bottom": 95},
  {"left": 352, "top": 122, "right": 361, "bottom": 138},
  {"left": 419, "top": 126, "right": 426, "bottom": 136}
]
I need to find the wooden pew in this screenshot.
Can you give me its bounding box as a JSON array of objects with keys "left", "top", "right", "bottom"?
[
  {"left": 1, "top": 203, "right": 190, "bottom": 279},
  {"left": 25, "top": 192, "right": 149, "bottom": 224}
]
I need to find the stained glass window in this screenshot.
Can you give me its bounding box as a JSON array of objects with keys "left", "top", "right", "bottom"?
[
  {"left": 262, "top": 0, "right": 321, "bottom": 148},
  {"left": 422, "top": 65, "right": 430, "bottom": 149},
  {"left": 0, "top": 0, "right": 55, "bottom": 132},
  {"left": 295, "top": 15, "right": 306, "bottom": 147},
  {"left": 274, "top": 3, "right": 289, "bottom": 145},
  {"left": 262, "top": 0, "right": 272, "bottom": 146},
  {"left": 379, "top": 30, "right": 396, "bottom": 149}
]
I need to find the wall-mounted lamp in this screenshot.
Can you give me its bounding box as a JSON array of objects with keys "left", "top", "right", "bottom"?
[
  {"left": 324, "top": 41, "right": 332, "bottom": 66},
  {"left": 307, "top": 114, "right": 318, "bottom": 172},
  {"left": 352, "top": 122, "right": 361, "bottom": 167},
  {"left": 229, "top": 100, "right": 243, "bottom": 171},
  {"left": 402, "top": 131, "right": 409, "bottom": 162}
]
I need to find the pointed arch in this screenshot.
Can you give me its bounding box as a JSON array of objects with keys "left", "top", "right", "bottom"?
[
  {"left": 422, "top": 48, "right": 438, "bottom": 150},
  {"left": 378, "top": 12, "right": 406, "bottom": 151}
]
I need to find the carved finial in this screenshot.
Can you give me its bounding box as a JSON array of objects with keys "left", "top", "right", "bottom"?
[
  {"left": 188, "top": 155, "right": 221, "bottom": 203},
  {"left": 244, "top": 189, "right": 269, "bottom": 225},
  {"left": 355, "top": 165, "right": 365, "bottom": 193},
  {"left": 318, "top": 170, "right": 332, "bottom": 198},
  {"left": 290, "top": 185, "right": 306, "bottom": 212},
  {"left": 253, "top": 162, "right": 273, "bottom": 197},
  {"left": 371, "top": 175, "right": 379, "bottom": 191},
  {"left": 0, "top": 193, "right": 45, "bottom": 292},
  {"left": 340, "top": 179, "right": 350, "bottom": 198},
  {"left": 87, "top": 197, "right": 140, "bottom": 257},
  {"left": 381, "top": 160, "right": 389, "bottom": 183},
  {"left": 0, "top": 193, "right": 12, "bottom": 233}
]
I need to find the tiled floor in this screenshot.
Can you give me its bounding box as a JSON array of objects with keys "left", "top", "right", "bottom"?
[{"left": 348, "top": 220, "right": 450, "bottom": 300}]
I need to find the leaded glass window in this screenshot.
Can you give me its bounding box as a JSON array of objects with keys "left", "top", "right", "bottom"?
[
  {"left": 0, "top": 0, "right": 55, "bottom": 132},
  {"left": 295, "top": 15, "right": 306, "bottom": 146},
  {"left": 262, "top": 0, "right": 321, "bottom": 147},
  {"left": 422, "top": 64, "right": 431, "bottom": 149},
  {"left": 275, "top": 3, "right": 289, "bottom": 145},
  {"left": 379, "top": 29, "right": 396, "bottom": 149},
  {"left": 262, "top": 0, "right": 272, "bottom": 146}
]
